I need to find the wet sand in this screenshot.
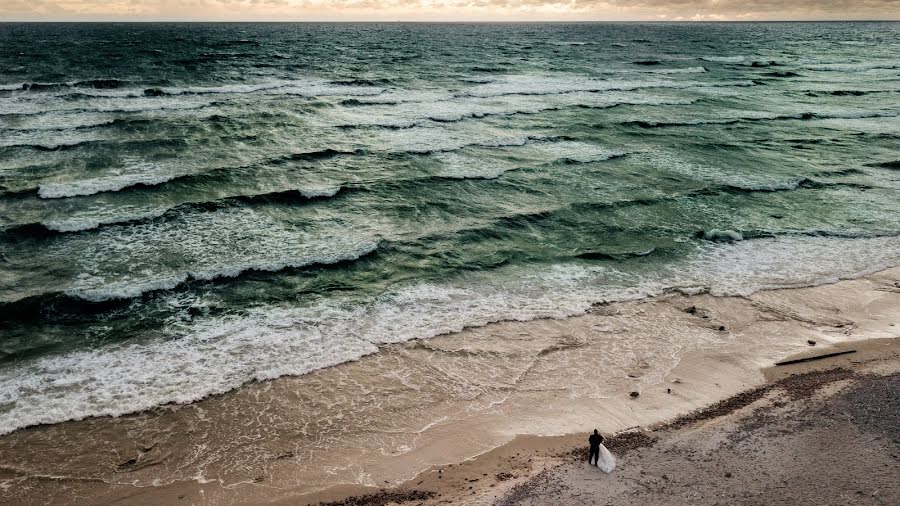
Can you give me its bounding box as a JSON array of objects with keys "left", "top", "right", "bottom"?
[
  {"left": 0, "top": 268, "right": 897, "bottom": 505},
  {"left": 473, "top": 339, "right": 900, "bottom": 506}
]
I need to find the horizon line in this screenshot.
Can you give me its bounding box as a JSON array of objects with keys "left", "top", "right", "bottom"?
[{"left": 2, "top": 19, "right": 898, "bottom": 23}]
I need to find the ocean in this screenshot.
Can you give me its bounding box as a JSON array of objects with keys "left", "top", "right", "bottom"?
[{"left": 0, "top": 22, "right": 898, "bottom": 435}]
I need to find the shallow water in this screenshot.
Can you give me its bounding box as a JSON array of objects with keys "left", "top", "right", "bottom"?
[{"left": 0, "top": 22, "right": 898, "bottom": 434}]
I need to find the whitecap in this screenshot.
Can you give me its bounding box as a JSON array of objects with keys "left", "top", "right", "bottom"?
[
  {"left": 38, "top": 163, "right": 180, "bottom": 198},
  {"left": 700, "top": 56, "right": 746, "bottom": 63},
  {"left": 1, "top": 234, "right": 898, "bottom": 434},
  {"left": 56, "top": 208, "right": 383, "bottom": 301},
  {"left": 648, "top": 67, "right": 707, "bottom": 74}
]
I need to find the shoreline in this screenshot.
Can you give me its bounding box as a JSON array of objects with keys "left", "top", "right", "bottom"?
[
  {"left": 304, "top": 337, "right": 900, "bottom": 506},
  {"left": 0, "top": 267, "right": 897, "bottom": 504},
  {"left": 295, "top": 338, "right": 900, "bottom": 506}
]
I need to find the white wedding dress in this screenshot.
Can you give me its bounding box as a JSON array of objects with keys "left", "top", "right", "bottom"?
[{"left": 596, "top": 444, "right": 616, "bottom": 473}]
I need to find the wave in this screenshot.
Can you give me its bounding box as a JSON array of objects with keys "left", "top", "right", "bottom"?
[
  {"left": 16, "top": 79, "right": 129, "bottom": 92},
  {"left": 700, "top": 56, "right": 745, "bottom": 63},
  {"left": 647, "top": 67, "right": 707, "bottom": 74},
  {"left": 0, "top": 231, "right": 381, "bottom": 305},
  {"left": 632, "top": 60, "right": 662, "bottom": 66},
  {"left": 829, "top": 90, "right": 870, "bottom": 97},
  {"left": 73, "top": 79, "right": 128, "bottom": 90},
  {"left": 37, "top": 170, "right": 182, "bottom": 199},
  {"left": 718, "top": 178, "right": 846, "bottom": 193},
  {"left": 434, "top": 141, "right": 627, "bottom": 179},
  {"left": 373, "top": 128, "right": 550, "bottom": 155},
  {"left": 0, "top": 95, "right": 219, "bottom": 117},
  {"left": 18, "top": 141, "right": 623, "bottom": 234},
  {"left": 328, "top": 76, "right": 741, "bottom": 112},
  {"left": 3, "top": 136, "right": 191, "bottom": 156},
  {"left": 811, "top": 167, "right": 866, "bottom": 177},
  {"left": 528, "top": 140, "right": 628, "bottom": 165},
  {"left": 803, "top": 61, "right": 900, "bottom": 72},
  {"left": 457, "top": 75, "right": 755, "bottom": 99},
  {"left": 698, "top": 229, "right": 743, "bottom": 242},
  {"left": 16, "top": 82, "right": 67, "bottom": 92},
  {"left": 0, "top": 184, "right": 716, "bottom": 304},
  {"left": 1, "top": 234, "right": 897, "bottom": 434},
  {"left": 762, "top": 71, "right": 802, "bottom": 78},
  {"left": 630, "top": 149, "right": 881, "bottom": 197},
  {"left": 7, "top": 148, "right": 857, "bottom": 237},
  {"left": 33, "top": 148, "right": 357, "bottom": 199},
  {"left": 868, "top": 160, "right": 900, "bottom": 170},
  {"left": 331, "top": 91, "right": 703, "bottom": 132},
  {"left": 11, "top": 186, "right": 349, "bottom": 234},
  {"left": 329, "top": 78, "right": 395, "bottom": 86},
  {"left": 1, "top": 78, "right": 383, "bottom": 117},
  {"left": 338, "top": 98, "right": 372, "bottom": 107},
  {"left": 698, "top": 228, "right": 900, "bottom": 243},
  {"left": 576, "top": 248, "right": 656, "bottom": 261},
  {"left": 286, "top": 148, "right": 361, "bottom": 162},
  {"left": 623, "top": 110, "right": 899, "bottom": 129},
  {"left": 151, "top": 78, "right": 385, "bottom": 98},
  {"left": 54, "top": 209, "right": 385, "bottom": 302},
  {"left": 9, "top": 132, "right": 500, "bottom": 200},
  {"left": 73, "top": 241, "right": 381, "bottom": 303},
  {"left": 14, "top": 140, "right": 625, "bottom": 234}
]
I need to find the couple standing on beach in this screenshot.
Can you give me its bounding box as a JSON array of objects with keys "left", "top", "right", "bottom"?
[{"left": 588, "top": 429, "right": 616, "bottom": 473}]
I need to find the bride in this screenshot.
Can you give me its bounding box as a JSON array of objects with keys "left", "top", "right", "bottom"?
[{"left": 596, "top": 442, "right": 616, "bottom": 473}]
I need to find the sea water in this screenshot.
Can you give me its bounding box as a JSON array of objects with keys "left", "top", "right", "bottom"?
[{"left": 0, "top": 22, "right": 898, "bottom": 434}]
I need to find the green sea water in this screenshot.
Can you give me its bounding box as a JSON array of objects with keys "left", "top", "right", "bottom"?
[{"left": 0, "top": 22, "right": 898, "bottom": 433}]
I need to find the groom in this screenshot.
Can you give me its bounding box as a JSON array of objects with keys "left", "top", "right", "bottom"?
[{"left": 588, "top": 429, "right": 604, "bottom": 465}]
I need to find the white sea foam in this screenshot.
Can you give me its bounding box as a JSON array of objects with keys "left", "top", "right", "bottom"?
[
  {"left": 629, "top": 108, "right": 899, "bottom": 128},
  {"left": 803, "top": 60, "right": 900, "bottom": 72},
  {"left": 700, "top": 56, "right": 746, "bottom": 63},
  {"left": 43, "top": 206, "right": 170, "bottom": 232},
  {"left": 1, "top": 234, "right": 897, "bottom": 434},
  {"left": 813, "top": 115, "right": 900, "bottom": 135},
  {"left": 460, "top": 75, "right": 737, "bottom": 98},
  {"left": 648, "top": 66, "right": 707, "bottom": 74},
  {"left": 329, "top": 90, "right": 699, "bottom": 130},
  {"left": 633, "top": 151, "right": 807, "bottom": 191},
  {"left": 54, "top": 207, "right": 382, "bottom": 301},
  {"left": 0, "top": 94, "right": 216, "bottom": 116},
  {"left": 0, "top": 129, "right": 109, "bottom": 149},
  {"left": 525, "top": 140, "right": 625, "bottom": 164},
  {"left": 159, "top": 78, "right": 385, "bottom": 98},
  {"left": 434, "top": 151, "right": 520, "bottom": 179},
  {"left": 38, "top": 163, "right": 180, "bottom": 198},
  {"left": 39, "top": 184, "right": 346, "bottom": 232},
  {"left": 371, "top": 125, "right": 539, "bottom": 154},
  {"left": 300, "top": 186, "right": 343, "bottom": 198}
]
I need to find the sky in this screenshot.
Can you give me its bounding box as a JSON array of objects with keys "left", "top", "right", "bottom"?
[{"left": 1, "top": 0, "right": 898, "bottom": 22}]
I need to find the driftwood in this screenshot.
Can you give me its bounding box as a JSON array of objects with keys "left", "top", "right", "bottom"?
[{"left": 775, "top": 349, "right": 856, "bottom": 366}]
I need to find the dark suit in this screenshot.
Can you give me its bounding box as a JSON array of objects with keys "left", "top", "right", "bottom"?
[{"left": 588, "top": 433, "right": 604, "bottom": 465}]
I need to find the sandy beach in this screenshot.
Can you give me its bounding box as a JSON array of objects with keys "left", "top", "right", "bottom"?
[
  {"left": 0, "top": 268, "right": 898, "bottom": 505},
  {"left": 307, "top": 338, "right": 900, "bottom": 506}
]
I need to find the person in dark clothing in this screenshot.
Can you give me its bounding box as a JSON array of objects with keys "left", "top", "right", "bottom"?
[{"left": 588, "top": 429, "right": 604, "bottom": 465}]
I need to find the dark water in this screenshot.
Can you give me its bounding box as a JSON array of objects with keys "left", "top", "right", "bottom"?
[{"left": 0, "top": 22, "right": 898, "bottom": 433}]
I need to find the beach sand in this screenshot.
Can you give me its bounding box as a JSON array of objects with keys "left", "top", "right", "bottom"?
[{"left": 0, "top": 268, "right": 897, "bottom": 505}]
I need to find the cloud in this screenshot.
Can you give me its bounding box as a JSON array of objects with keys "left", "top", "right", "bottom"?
[{"left": 1, "top": 0, "right": 897, "bottom": 21}]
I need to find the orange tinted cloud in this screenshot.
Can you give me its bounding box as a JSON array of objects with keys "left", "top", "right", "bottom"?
[{"left": 2, "top": 0, "right": 897, "bottom": 21}]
